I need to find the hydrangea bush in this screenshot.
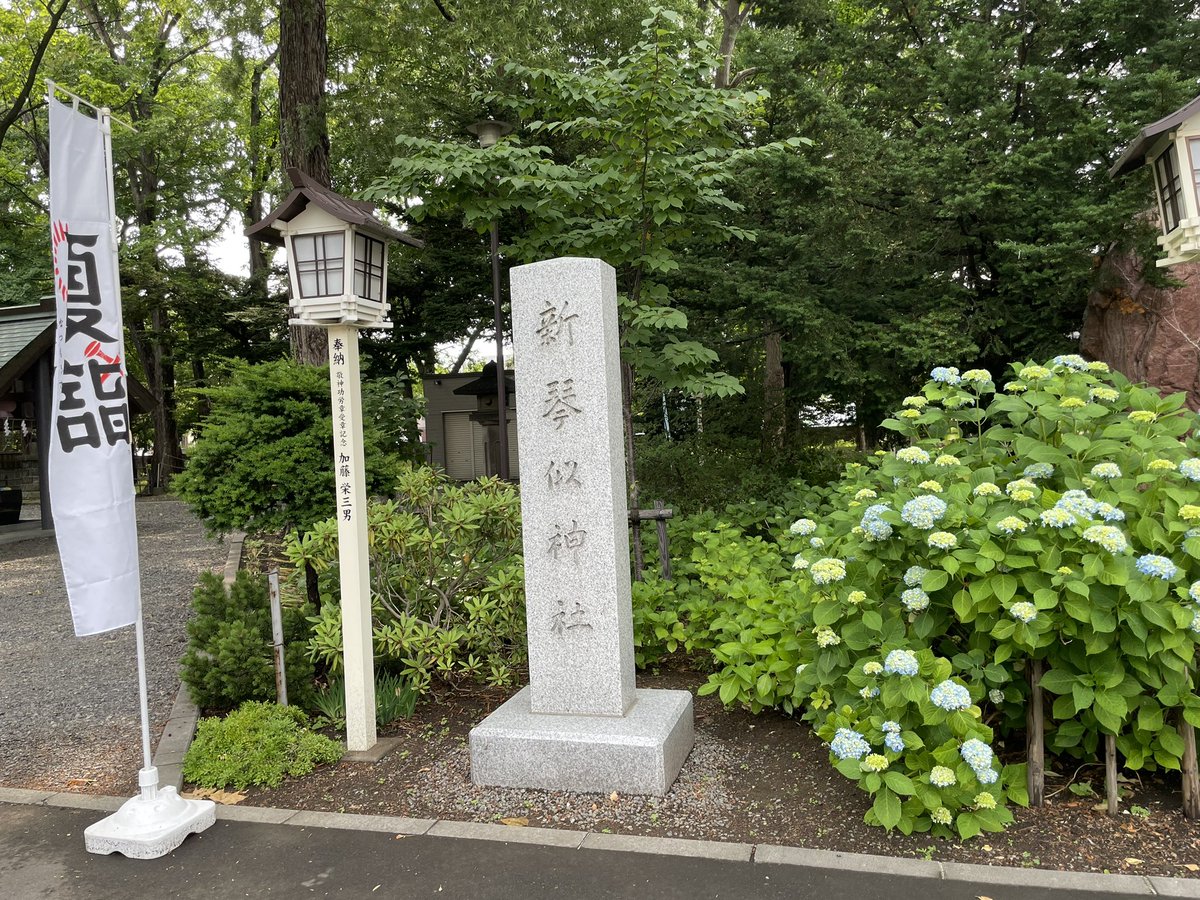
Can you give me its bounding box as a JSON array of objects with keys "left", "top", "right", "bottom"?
[{"left": 681, "top": 356, "right": 1200, "bottom": 838}]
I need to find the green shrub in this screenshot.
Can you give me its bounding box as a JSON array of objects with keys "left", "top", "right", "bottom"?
[
  {"left": 311, "top": 673, "right": 419, "bottom": 728},
  {"left": 180, "top": 571, "right": 316, "bottom": 711},
  {"left": 639, "top": 357, "right": 1200, "bottom": 839},
  {"left": 634, "top": 432, "right": 859, "bottom": 514},
  {"left": 289, "top": 465, "right": 526, "bottom": 693},
  {"left": 174, "top": 358, "right": 401, "bottom": 536},
  {"left": 183, "top": 701, "right": 342, "bottom": 789}
]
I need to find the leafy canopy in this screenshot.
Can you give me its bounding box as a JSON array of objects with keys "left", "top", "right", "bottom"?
[{"left": 366, "top": 6, "right": 808, "bottom": 398}]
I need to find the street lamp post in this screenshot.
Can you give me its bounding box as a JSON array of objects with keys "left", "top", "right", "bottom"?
[
  {"left": 247, "top": 167, "right": 422, "bottom": 752},
  {"left": 468, "top": 118, "right": 513, "bottom": 480}
]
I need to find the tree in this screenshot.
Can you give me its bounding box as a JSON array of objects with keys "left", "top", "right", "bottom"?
[
  {"left": 677, "top": 0, "right": 1200, "bottom": 447},
  {"left": 367, "top": 9, "right": 805, "bottom": 462},
  {"left": 280, "top": 0, "right": 332, "bottom": 365},
  {"left": 173, "top": 358, "right": 399, "bottom": 535}
]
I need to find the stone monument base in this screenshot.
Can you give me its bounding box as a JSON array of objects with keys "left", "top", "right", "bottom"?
[{"left": 469, "top": 687, "right": 694, "bottom": 796}]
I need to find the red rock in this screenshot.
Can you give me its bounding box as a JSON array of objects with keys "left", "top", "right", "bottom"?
[{"left": 1080, "top": 250, "right": 1200, "bottom": 409}]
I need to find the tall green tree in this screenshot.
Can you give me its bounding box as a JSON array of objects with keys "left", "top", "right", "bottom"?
[
  {"left": 679, "top": 0, "right": 1200, "bottom": 445},
  {"left": 367, "top": 7, "right": 805, "bottom": 494}
]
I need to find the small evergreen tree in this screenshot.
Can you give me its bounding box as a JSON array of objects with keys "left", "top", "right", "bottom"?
[{"left": 181, "top": 571, "right": 315, "bottom": 710}]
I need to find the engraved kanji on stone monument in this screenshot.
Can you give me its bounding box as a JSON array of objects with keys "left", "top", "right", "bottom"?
[{"left": 536, "top": 298, "right": 579, "bottom": 346}]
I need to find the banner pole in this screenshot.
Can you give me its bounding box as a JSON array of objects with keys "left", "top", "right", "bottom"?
[{"left": 100, "top": 105, "right": 155, "bottom": 797}]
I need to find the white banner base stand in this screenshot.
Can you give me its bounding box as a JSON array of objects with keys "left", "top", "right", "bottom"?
[{"left": 84, "top": 766, "right": 215, "bottom": 859}]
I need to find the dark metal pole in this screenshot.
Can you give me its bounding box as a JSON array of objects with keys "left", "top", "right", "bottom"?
[{"left": 490, "top": 218, "right": 510, "bottom": 480}]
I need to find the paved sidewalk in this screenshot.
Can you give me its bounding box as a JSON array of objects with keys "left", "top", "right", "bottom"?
[{"left": 3, "top": 798, "right": 1194, "bottom": 900}]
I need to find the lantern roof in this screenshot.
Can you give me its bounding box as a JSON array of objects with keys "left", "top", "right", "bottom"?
[
  {"left": 245, "top": 167, "right": 424, "bottom": 248},
  {"left": 1110, "top": 93, "right": 1200, "bottom": 178}
]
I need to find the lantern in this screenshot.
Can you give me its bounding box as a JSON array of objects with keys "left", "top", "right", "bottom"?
[{"left": 245, "top": 167, "right": 421, "bottom": 326}]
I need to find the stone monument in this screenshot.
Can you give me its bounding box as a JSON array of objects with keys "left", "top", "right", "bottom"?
[{"left": 469, "top": 257, "right": 694, "bottom": 795}]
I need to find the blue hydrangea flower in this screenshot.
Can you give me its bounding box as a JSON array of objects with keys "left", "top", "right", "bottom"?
[
  {"left": 928, "top": 531, "right": 958, "bottom": 550},
  {"left": 1081, "top": 525, "right": 1128, "bottom": 555},
  {"left": 789, "top": 518, "right": 816, "bottom": 536},
  {"left": 897, "top": 446, "right": 931, "bottom": 464},
  {"left": 960, "top": 739, "right": 994, "bottom": 774},
  {"left": 861, "top": 504, "right": 893, "bottom": 541},
  {"left": 884, "top": 732, "right": 905, "bottom": 753},
  {"left": 1136, "top": 554, "right": 1178, "bottom": 580},
  {"left": 860, "top": 686, "right": 880, "bottom": 699},
  {"left": 810, "top": 557, "right": 847, "bottom": 585},
  {"left": 1009, "top": 601, "right": 1037, "bottom": 623},
  {"left": 961, "top": 368, "right": 992, "bottom": 384},
  {"left": 931, "top": 366, "right": 961, "bottom": 384},
  {"left": 1192, "top": 609, "right": 1200, "bottom": 634},
  {"left": 976, "top": 767, "right": 999, "bottom": 785},
  {"left": 995, "top": 516, "right": 1028, "bottom": 535},
  {"left": 930, "top": 766, "right": 957, "bottom": 788},
  {"left": 1091, "top": 462, "right": 1122, "bottom": 480},
  {"left": 1039, "top": 507, "right": 1076, "bottom": 529},
  {"left": 830, "top": 728, "right": 870, "bottom": 761},
  {"left": 1096, "top": 502, "right": 1125, "bottom": 522},
  {"left": 883, "top": 650, "right": 919, "bottom": 676},
  {"left": 1190, "top": 581, "right": 1200, "bottom": 604},
  {"left": 1181, "top": 458, "right": 1200, "bottom": 482},
  {"left": 1005, "top": 478, "right": 1037, "bottom": 497},
  {"left": 1052, "top": 353, "right": 1088, "bottom": 371},
  {"left": 930, "top": 680, "right": 972, "bottom": 711},
  {"left": 901, "top": 588, "right": 930, "bottom": 612},
  {"left": 1023, "top": 462, "right": 1054, "bottom": 480},
  {"left": 901, "top": 495, "right": 947, "bottom": 530},
  {"left": 882, "top": 720, "right": 901, "bottom": 734},
  {"left": 1056, "top": 490, "right": 1098, "bottom": 518},
  {"left": 810, "top": 537, "right": 825, "bottom": 548},
  {"left": 903, "top": 565, "right": 928, "bottom": 587}
]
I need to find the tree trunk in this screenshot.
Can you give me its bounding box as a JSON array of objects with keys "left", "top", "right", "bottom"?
[
  {"left": 279, "top": 0, "right": 331, "bottom": 188},
  {"left": 762, "top": 329, "right": 786, "bottom": 452},
  {"left": 246, "top": 52, "right": 277, "bottom": 278},
  {"left": 1026, "top": 658, "right": 1044, "bottom": 806},
  {"left": 280, "top": 0, "right": 331, "bottom": 365},
  {"left": 712, "top": 0, "right": 752, "bottom": 90}
]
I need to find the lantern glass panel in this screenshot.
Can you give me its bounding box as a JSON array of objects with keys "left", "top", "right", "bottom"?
[
  {"left": 292, "top": 232, "right": 345, "bottom": 298},
  {"left": 353, "top": 233, "right": 386, "bottom": 302}
]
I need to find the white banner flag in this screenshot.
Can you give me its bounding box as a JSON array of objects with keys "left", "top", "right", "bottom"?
[{"left": 48, "top": 98, "right": 140, "bottom": 637}]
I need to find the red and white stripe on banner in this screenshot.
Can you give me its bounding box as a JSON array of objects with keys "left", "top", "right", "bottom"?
[{"left": 48, "top": 97, "right": 140, "bottom": 637}]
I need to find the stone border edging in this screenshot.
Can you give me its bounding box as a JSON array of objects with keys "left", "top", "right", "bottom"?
[{"left": 3, "top": 788, "right": 1195, "bottom": 897}]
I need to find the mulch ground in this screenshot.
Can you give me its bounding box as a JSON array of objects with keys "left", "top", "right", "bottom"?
[{"left": 226, "top": 665, "right": 1200, "bottom": 879}]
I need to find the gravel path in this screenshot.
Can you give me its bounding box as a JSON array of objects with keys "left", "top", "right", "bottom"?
[{"left": 0, "top": 497, "right": 225, "bottom": 795}]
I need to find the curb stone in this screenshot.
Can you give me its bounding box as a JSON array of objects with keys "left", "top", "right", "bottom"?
[
  {"left": 222, "top": 531, "right": 246, "bottom": 587},
  {"left": 4, "top": 789, "right": 1197, "bottom": 897},
  {"left": 755, "top": 844, "right": 940, "bottom": 879}
]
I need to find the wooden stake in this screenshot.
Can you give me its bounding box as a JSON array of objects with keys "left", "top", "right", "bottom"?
[
  {"left": 1181, "top": 714, "right": 1200, "bottom": 821},
  {"left": 654, "top": 499, "right": 672, "bottom": 581},
  {"left": 268, "top": 569, "right": 288, "bottom": 706},
  {"left": 1026, "top": 658, "right": 1044, "bottom": 806},
  {"left": 1105, "top": 733, "right": 1119, "bottom": 816}
]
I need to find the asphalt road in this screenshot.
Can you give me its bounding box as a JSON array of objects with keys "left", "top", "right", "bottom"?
[{"left": 0, "top": 802, "right": 1160, "bottom": 900}]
